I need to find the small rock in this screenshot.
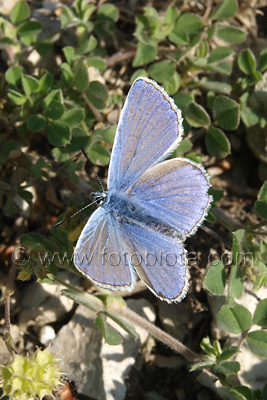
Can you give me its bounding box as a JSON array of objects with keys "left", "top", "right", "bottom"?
[
  {"left": 101, "top": 298, "right": 156, "bottom": 400},
  {"left": 51, "top": 297, "right": 155, "bottom": 400},
  {"left": 18, "top": 271, "right": 78, "bottom": 327},
  {"left": 51, "top": 303, "right": 105, "bottom": 399},
  {"left": 39, "top": 325, "right": 56, "bottom": 344}
]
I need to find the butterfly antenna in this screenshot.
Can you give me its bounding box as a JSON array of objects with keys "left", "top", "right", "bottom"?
[
  {"left": 81, "top": 148, "right": 104, "bottom": 192},
  {"left": 52, "top": 199, "right": 98, "bottom": 228}
]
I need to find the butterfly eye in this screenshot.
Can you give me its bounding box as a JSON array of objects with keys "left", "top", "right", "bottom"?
[{"left": 92, "top": 191, "right": 106, "bottom": 205}]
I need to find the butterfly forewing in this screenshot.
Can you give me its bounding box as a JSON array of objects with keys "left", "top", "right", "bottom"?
[{"left": 108, "top": 77, "right": 183, "bottom": 192}]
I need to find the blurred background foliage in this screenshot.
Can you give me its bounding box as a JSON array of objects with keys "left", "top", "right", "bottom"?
[{"left": 1, "top": 0, "right": 267, "bottom": 399}]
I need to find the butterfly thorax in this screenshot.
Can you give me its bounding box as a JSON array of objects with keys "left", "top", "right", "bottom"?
[{"left": 103, "top": 191, "right": 181, "bottom": 240}]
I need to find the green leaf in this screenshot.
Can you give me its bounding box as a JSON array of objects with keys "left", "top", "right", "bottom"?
[
  {"left": 163, "top": 6, "right": 178, "bottom": 35},
  {"left": 10, "top": 1, "right": 30, "bottom": 24},
  {"left": 63, "top": 46, "right": 75, "bottom": 64},
  {"left": 199, "top": 79, "right": 232, "bottom": 94},
  {"left": 87, "top": 57, "right": 106, "bottom": 73},
  {"left": 216, "top": 26, "right": 246, "bottom": 43},
  {"left": 21, "top": 74, "right": 39, "bottom": 96},
  {"left": 205, "top": 126, "right": 230, "bottom": 158},
  {"left": 176, "top": 139, "right": 193, "bottom": 154},
  {"left": 247, "top": 330, "right": 267, "bottom": 358},
  {"left": 196, "top": 40, "right": 209, "bottom": 58},
  {"left": 208, "top": 47, "right": 234, "bottom": 63},
  {"left": 200, "top": 336, "right": 217, "bottom": 357},
  {"left": 16, "top": 20, "right": 42, "bottom": 37},
  {"left": 19, "top": 189, "right": 33, "bottom": 205},
  {"left": 259, "top": 49, "right": 267, "bottom": 72},
  {"left": 213, "top": 95, "right": 240, "bottom": 130},
  {"left": 176, "top": 13, "right": 202, "bottom": 35},
  {"left": 95, "top": 313, "right": 122, "bottom": 345},
  {"left": 78, "top": 2, "right": 96, "bottom": 21},
  {"left": 44, "top": 89, "right": 63, "bottom": 107},
  {"left": 213, "top": 361, "right": 240, "bottom": 375},
  {"left": 59, "top": 5, "right": 77, "bottom": 28},
  {"left": 0, "top": 141, "right": 20, "bottom": 162},
  {"left": 254, "top": 201, "right": 267, "bottom": 220},
  {"left": 253, "top": 299, "right": 267, "bottom": 327},
  {"left": 77, "top": 35, "right": 98, "bottom": 55},
  {"left": 184, "top": 102, "right": 211, "bottom": 127},
  {"left": 26, "top": 114, "right": 46, "bottom": 133},
  {"left": 62, "top": 289, "right": 102, "bottom": 313},
  {"left": 97, "top": 3, "right": 119, "bottom": 21},
  {"left": 240, "top": 107, "right": 259, "bottom": 127},
  {"left": 190, "top": 361, "right": 216, "bottom": 371},
  {"left": 133, "top": 43, "right": 157, "bottom": 67},
  {"left": 88, "top": 143, "right": 110, "bottom": 166},
  {"left": 228, "top": 264, "right": 243, "bottom": 306},
  {"left": 73, "top": 58, "right": 89, "bottom": 91},
  {"left": 31, "top": 158, "right": 51, "bottom": 179},
  {"left": 203, "top": 260, "right": 226, "bottom": 295},
  {"left": 232, "top": 230, "right": 245, "bottom": 266},
  {"left": 237, "top": 49, "right": 257, "bottom": 75},
  {"left": 257, "top": 181, "right": 267, "bottom": 202},
  {"left": 65, "top": 128, "right": 90, "bottom": 153},
  {"left": 207, "top": 61, "right": 232, "bottom": 76},
  {"left": 173, "top": 92, "right": 192, "bottom": 109},
  {"left": 130, "top": 69, "right": 148, "bottom": 84},
  {"left": 95, "top": 4, "right": 118, "bottom": 36},
  {"left": 47, "top": 121, "right": 71, "bottom": 147},
  {"left": 38, "top": 72, "right": 53, "bottom": 94},
  {"left": 217, "top": 304, "right": 252, "bottom": 334},
  {"left": 5, "top": 66, "right": 25, "bottom": 85},
  {"left": 44, "top": 101, "right": 65, "bottom": 120},
  {"left": 62, "top": 109, "right": 84, "bottom": 128},
  {"left": 93, "top": 126, "right": 116, "bottom": 144},
  {"left": 209, "top": 188, "right": 224, "bottom": 202},
  {"left": 169, "top": 29, "right": 188, "bottom": 45},
  {"left": 163, "top": 71, "right": 180, "bottom": 95},
  {"left": 211, "top": 0, "right": 238, "bottom": 19},
  {"left": 36, "top": 40, "right": 53, "bottom": 56},
  {"left": 7, "top": 89, "right": 27, "bottom": 105},
  {"left": 20, "top": 232, "right": 46, "bottom": 249},
  {"left": 186, "top": 152, "right": 204, "bottom": 164},
  {"left": 206, "top": 211, "right": 216, "bottom": 223},
  {"left": 230, "top": 386, "right": 253, "bottom": 400},
  {"left": 60, "top": 62, "right": 74, "bottom": 86},
  {"left": 218, "top": 346, "right": 240, "bottom": 362},
  {"left": 254, "top": 182, "right": 267, "bottom": 219},
  {"left": 263, "top": 384, "right": 267, "bottom": 399},
  {"left": 148, "top": 61, "right": 175, "bottom": 83},
  {"left": 104, "top": 311, "right": 138, "bottom": 340},
  {"left": 86, "top": 81, "right": 108, "bottom": 109}
]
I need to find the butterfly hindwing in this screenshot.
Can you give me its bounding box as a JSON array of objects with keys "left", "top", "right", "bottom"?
[
  {"left": 74, "top": 207, "right": 134, "bottom": 290},
  {"left": 120, "top": 219, "right": 189, "bottom": 302}
]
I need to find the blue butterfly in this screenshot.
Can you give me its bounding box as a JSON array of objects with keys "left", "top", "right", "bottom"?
[{"left": 74, "top": 77, "right": 211, "bottom": 303}]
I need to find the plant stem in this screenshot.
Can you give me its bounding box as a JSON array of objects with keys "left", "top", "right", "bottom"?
[
  {"left": 114, "top": 305, "right": 202, "bottom": 363},
  {"left": 212, "top": 208, "right": 242, "bottom": 232},
  {"left": 54, "top": 275, "right": 201, "bottom": 363},
  {"left": 5, "top": 296, "right": 11, "bottom": 333}
]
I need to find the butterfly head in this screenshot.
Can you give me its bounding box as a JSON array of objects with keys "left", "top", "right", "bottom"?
[{"left": 91, "top": 191, "right": 107, "bottom": 205}]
